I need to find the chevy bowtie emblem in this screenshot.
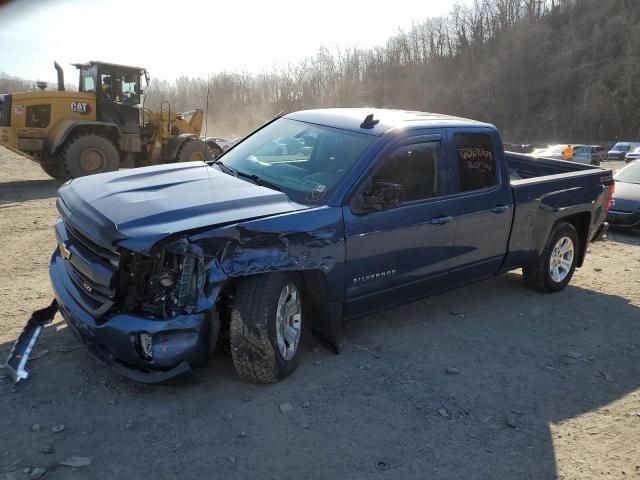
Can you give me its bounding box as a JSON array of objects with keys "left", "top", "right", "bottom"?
[{"left": 59, "top": 241, "right": 72, "bottom": 260}]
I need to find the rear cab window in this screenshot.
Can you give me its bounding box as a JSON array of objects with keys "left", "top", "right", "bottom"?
[{"left": 454, "top": 132, "right": 498, "bottom": 192}]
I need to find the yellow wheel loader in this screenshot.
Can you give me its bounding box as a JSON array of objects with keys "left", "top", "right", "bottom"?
[{"left": 0, "top": 61, "right": 219, "bottom": 181}]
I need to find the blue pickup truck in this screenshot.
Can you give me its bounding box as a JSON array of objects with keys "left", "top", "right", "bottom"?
[{"left": 47, "top": 109, "right": 613, "bottom": 383}]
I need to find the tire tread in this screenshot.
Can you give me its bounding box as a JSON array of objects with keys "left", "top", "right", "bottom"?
[
  {"left": 230, "top": 274, "right": 280, "bottom": 383},
  {"left": 61, "top": 133, "right": 119, "bottom": 178}
]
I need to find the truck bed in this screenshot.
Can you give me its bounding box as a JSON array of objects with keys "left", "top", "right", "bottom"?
[
  {"left": 505, "top": 151, "right": 600, "bottom": 181},
  {"left": 502, "top": 151, "right": 612, "bottom": 271}
]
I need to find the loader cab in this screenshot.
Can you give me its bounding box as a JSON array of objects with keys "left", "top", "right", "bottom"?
[{"left": 75, "top": 61, "right": 147, "bottom": 134}]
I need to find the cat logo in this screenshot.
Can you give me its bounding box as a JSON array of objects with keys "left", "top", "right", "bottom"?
[{"left": 70, "top": 102, "right": 90, "bottom": 114}]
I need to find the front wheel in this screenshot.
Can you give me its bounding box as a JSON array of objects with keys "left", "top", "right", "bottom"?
[
  {"left": 230, "top": 273, "right": 304, "bottom": 383},
  {"left": 177, "top": 139, "right": 207, "bottom": 162},
  {"left": 61, "top": 133, "right": 119, "bottom": 178},
  {"left": 523, "top": 221, "right": 579, "bottom": 292}
]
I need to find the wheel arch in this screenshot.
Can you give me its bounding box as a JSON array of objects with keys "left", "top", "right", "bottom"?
[
  {"left": 47, "top": 119, "right": 120, "bottom": 155},
  {"left": 214, "top": 267, "right": 341, "bottom": 352},
  {"left": 555, "top": 211, "right": 591, "bottom": 267}
]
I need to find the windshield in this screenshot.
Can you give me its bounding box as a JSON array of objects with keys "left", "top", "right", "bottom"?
[
  {"left": 611, "top": 143, "right": 630, "bottom": 152},
  {"left": 217, "top": 118, "right": 374, "bottom": 204},
  {"left": 614, "top": 162, "right": 640, "bottom": 184}
]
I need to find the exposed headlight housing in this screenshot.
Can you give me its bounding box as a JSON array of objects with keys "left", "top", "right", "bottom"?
[{"left": 121, "top": 240, "right": 205, "bottom": 318}]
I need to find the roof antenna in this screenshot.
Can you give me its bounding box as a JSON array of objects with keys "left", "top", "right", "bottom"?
[{"left": 360, "top": 113, "right": 379, "bottom": 129}]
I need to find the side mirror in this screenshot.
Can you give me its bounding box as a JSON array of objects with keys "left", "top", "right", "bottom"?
[{"left": 361, "top": 181, "right": 403, "bottom": 212}]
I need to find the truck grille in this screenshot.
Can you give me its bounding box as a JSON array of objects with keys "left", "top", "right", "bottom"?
[{"left": 56, "top": 219, "right": 120, "bottom": 318}]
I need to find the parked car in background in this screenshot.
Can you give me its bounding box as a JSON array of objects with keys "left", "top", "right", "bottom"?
[
  {"left": 624, "top": 147, "right": 640, "bottom": 163},
  {"left": 533, "top": 144, "right": 601, "bottom": 165},
  {"left": 591, "top": 145, "right": 607, "bottom": 162},
  {"left": 503, "top": 143, "right": 535, "bottom": 153},
  {"left": 607, "top": 161, "right": 640, "bottom": 230},
  {"left": 203, "top": 137, "right": 237, "bottom": 158},
  {"left": 607, "top": 142, "right": 640, "bottom": 160}
]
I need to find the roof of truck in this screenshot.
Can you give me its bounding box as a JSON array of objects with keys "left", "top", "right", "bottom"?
[{"left": 286, "top": 108, "right": 494, "bottom": 136}]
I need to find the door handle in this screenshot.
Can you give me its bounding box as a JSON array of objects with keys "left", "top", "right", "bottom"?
[
  {"left": 429, "top": 215, "right": 453, "bottom": 225},
  {"left": 491, "top": 205, "right": 508, "bottom": 214}
]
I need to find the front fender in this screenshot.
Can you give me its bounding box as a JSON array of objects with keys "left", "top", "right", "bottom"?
[
  {"left": 184, "top": 207, "right": 346, "bottom": 349},
  {"left": 46, "top": 119, "right": 120, "bottom": 154}
]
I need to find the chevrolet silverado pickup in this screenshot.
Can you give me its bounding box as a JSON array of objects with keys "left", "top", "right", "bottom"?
[{"left": 48, "top": 109, "right": 613, "bottom": 383}]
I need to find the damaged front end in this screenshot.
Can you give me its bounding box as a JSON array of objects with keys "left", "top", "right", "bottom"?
[
  {"left": 119, "top": 238, "right": 207, "bottom": 319},
  {"left": 49, "top": 224, "right": 218, "bottom": 383},
  {"left": 48, "top": 201, "right": 344, "bottom": 383}
]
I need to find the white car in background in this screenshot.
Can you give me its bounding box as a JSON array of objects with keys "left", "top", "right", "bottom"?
[
  {"left": 624, "top": 146, "right": 640, "bottom": 163},
  {"left": 534, "top": 144, "right": 600, "bottom": 165}
]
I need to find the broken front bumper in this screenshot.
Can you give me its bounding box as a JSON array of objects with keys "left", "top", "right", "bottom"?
[{"left": 50, "top": 250, "right": 211, "bottom": 383}]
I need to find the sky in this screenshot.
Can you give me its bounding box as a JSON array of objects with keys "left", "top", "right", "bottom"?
[{"left": 0, "top": 0, "right": 466, "bottom": 83}]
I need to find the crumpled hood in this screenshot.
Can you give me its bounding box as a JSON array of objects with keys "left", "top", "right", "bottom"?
[
  {"left": 611, "top": 181, "right": 640, "bottom": 211},
  {"left": 57, "top": 162, "right": 308, "bottom": 253}
]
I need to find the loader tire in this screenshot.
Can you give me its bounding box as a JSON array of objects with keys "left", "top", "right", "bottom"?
[
  {"left": 522, "top": 221, "right": 579, "bottom": 293},
  {"left": 177, "top": 139, "right": 207, "bottom": 163},
  {"left": 39, "top": 163, "right": 67, "bottom": 182},
  {"left": 205, "top": 140, "right": 223, "bottom": 160},
  {"left": 61, "top": 133, "right": 119, "bottom": 178},
  {"left": 230, "top": 273, "right": 304, "bottom": 384}
]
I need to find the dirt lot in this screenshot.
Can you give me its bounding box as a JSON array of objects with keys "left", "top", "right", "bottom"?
[{"left": 0, "top": 147, "right": 638, "bottom": 480}]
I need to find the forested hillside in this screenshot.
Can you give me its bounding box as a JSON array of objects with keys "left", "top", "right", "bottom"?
[{"left": 3, "top": 0, "right": 639, "bottom": 143}]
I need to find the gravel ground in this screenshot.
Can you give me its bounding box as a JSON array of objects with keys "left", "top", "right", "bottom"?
[{"left": 0, "top": 148, "right": 639, "bottom": 480}]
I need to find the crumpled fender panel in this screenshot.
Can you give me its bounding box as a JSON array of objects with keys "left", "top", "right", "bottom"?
[{"left": 185, "top": 206, "right": 346, "bottom": 349}]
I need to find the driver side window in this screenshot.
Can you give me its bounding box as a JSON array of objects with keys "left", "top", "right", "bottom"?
[{"left": 372, "top": 141, "right": 444, "bottom": 203}]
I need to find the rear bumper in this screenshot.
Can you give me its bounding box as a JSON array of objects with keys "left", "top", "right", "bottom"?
[
  {"left": 49, "top": 250, "right": 210, "bottom": 383},
  {"left": 607, "top": 210, "right": 640, "bottom": 229}
]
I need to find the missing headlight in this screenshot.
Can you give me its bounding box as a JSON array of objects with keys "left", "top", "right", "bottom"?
[{"left": 121, "top": 243, "right": 205, "bottom": 318}]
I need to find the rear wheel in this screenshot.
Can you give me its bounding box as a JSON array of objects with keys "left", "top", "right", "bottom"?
[
  {"left": 61, "top": 133, "right": 120, "bottom": 178},
  {"left": 177, "top": 139, "right": 207, "bottom": 162},
  {"left": 230, "top": 273, "right": 304, "bottom": 383},
  {"left": 523, "top": 221, "right": 579, "bottom": 292},
  {"left": 39, "top": 162, "right": 67, "bottom": 181}
]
